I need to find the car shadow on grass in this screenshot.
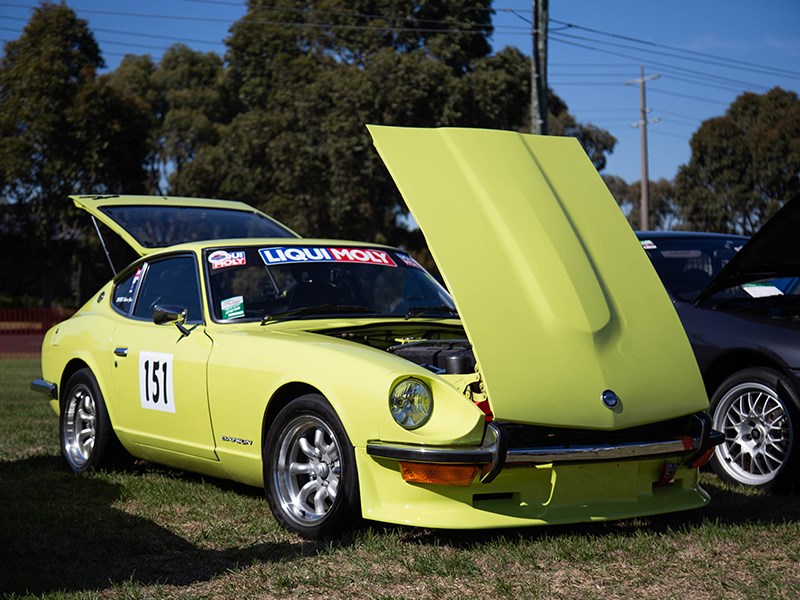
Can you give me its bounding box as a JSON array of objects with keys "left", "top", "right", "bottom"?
[
  {"left": 3, "top": 456, "right": 797, "bottom": 594},
  {"left": 0, "top": 456, "right": 332, "bottom": 596}
]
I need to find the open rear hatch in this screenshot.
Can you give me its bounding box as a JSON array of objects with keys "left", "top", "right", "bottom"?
[{"left": 72, "top": 194, "right": 298, "bottom": 258}]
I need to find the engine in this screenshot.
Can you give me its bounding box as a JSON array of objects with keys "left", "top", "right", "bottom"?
[{"left": 387, "top": 340, "right": 475, "bottom": 375}]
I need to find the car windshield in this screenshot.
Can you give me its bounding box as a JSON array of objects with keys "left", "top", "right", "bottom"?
[
  {"left": 641, "top": 235, "right": 747, "bottom": 302},
  {"left": 99, "top": 205, "right": 296, "bottom": 248},
  {"left": 204, "top": 245, "right": 456, "bottom": 322}
]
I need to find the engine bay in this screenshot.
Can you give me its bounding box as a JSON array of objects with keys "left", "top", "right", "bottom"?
[{"left": 318, "top": 322, "right": 476, "bottom": 374}]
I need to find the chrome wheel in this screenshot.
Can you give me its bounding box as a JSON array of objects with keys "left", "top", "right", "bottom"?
[
  {"left": 712, "top": 381, "right": 793, "bottom": 486},
  {"left": 63, "top": 383, "right": 97, "bottom": 470},
  {"left": 272, "top": 414, "right": 342, "bottom": 527}
]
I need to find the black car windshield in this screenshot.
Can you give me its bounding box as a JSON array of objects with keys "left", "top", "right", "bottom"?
[
  {"left": 204, "top": 245, "right": 456, "bottom": 322},
  {"left": 639, "top": 235, "right": 800, "bottom": 302},
  {"left": 99, "top": 205, "right": 296, "bottom": 248}
]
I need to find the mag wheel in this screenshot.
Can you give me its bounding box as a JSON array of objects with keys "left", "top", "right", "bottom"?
[
  {"left": 264, "top": 394, "right": 360, "bottom": 538},
  {"left": 60, "top": 368, "right": 123, "bottom": 474},
  {"left": 710, "top": 368, "right": 798, "bottom": 489}
]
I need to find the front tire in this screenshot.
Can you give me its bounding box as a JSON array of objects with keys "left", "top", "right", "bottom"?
[
  {"left": 60, "top": 368, "right": 123, "bottom": 474},
  {"left": 264, "top": 394, "right": 360, "bottom": 538},
  {"left": 710, "top": 368, "right": 798, "bottom": 490}
]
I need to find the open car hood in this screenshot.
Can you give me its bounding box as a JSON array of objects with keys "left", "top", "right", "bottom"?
[
  {"left": 695, "top": 192, "right": 800, "bottom": 304},
  {"left": 369, "top": 126, "right": 708, "bottom": 428},
  {"left": 72, "top": 195, "right": 298, "bottom": 257}
]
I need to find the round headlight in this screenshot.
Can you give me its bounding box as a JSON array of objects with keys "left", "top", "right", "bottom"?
[{"left": 389, "top": 378, "right": 433, "bottom": 430}]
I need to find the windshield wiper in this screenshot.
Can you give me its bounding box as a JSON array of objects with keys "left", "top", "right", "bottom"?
[
  {"left": 404, "top": 305, "right": 460, "bottom": 320},
  {"left": 262, "top": 304, "right": 376, "bottom": 325}
]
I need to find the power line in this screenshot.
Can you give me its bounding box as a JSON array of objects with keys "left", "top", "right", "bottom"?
[
  {"left": 0, "top": 2, "right": 504, "bottom": 34},
  {"left": 0, "top": 1, "right": 779, "bottom": 139},
  {"left": 659, "top": 117, "right": 700, "bottom": 129},
  {"left": 649, "top": 128, "right": 693, "bottom": 141},
  {"left": 554, "top": 37, "right": 768, "bottom": 101},
  {"left": 660, "top": 72, "right": 768, "bottom": 94},
  {"left": 648, "top": 88, "right": 731, "bottom": 106},
  {"left": 2, "top": 3, "right": 795, "bottom": 94},
  {"left": 548, "top": 17, "right": 800, "bottom": 80},
  {"left": 657, "top": 109, "right": 703, "bottom": 123},
  {"left": 549, "top": 82, "right": 624, "bottom": 87},
  {"left": 504, "top": 8, "right": 800, "bottom": 79},
  {"left": 551, "top": 32, "right": 779, "bottom": 91}
]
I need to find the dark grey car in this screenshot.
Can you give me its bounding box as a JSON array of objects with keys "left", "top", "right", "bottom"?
[{"left": 638, "top": 195, "right": 800, "bottom": 490}]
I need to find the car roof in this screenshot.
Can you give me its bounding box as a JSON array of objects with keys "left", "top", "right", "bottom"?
[{"left": 636, "top": 230, "right": 749, "bottom": 241}]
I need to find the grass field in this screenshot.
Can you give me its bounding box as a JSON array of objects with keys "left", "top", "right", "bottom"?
[{"left": 1, "top": 358, "right": 799, "bottom": 599}]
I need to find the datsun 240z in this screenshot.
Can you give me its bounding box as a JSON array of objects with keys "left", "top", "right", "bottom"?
[{"left": 32, "top": 126, "right": 721, "bottom": 538}]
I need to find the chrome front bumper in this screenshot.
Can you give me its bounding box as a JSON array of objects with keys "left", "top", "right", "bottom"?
[
  {"left": 31, "top": 378, "right": 58, "bottom": 399},
  {"left": 367, "top": 413, "right": 722, "bottom": 483}
]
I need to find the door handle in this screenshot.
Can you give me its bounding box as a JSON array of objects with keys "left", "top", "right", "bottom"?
[{"left": 114, "top": 347, "right": 128, "bottom": 357}]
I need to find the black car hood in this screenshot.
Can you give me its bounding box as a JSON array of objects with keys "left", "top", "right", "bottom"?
[{"left": 695, "top": 192, "right": 800, "bottom": 304}]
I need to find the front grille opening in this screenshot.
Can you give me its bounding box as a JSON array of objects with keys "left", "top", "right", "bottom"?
[{"left": 500, "top": 414, "right": 702, "bottom": 449}]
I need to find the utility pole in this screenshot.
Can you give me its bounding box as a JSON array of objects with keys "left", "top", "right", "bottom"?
[
  {"left": 626, "top": 66, "right": 660, "bottom": 230},
  {"left": 530, "top": 0, "right": 548, "bottom": 134}
]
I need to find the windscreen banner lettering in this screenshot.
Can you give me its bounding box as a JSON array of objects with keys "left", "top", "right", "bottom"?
[{"left": 260, "top": 247, "right": 397, "bottom": 267}]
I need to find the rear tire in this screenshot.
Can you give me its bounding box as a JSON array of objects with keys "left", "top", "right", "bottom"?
[
  {"left": 710, "top": 367, "right": 798, "bottom": 490},
  {"left": 60, "top": 368, "right": 126, "bottom": 474},
  {"left": 264, "top": 394, "right": 360, "bottom": 538}
]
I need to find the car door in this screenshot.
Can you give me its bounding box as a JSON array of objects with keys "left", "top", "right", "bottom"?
[{"left": 109, "top": 253, "right": 217, "bottom": 460}]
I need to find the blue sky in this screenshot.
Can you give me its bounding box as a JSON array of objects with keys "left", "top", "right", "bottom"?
[{"left": 2, "top": 1, "right": 799, "bottom": 184}]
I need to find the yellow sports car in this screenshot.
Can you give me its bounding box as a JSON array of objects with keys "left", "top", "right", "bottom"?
[{"left": 32, "top": 126, "right": 720, "bottom": 538}]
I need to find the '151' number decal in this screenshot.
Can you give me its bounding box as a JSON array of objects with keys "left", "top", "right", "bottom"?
[{"left": 139, "top": 352, "right": 175, "bottom": 413}]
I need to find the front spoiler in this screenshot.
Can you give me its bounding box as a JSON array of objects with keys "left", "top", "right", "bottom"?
[{"left": 367, "top": 413, "right": 723, "bottom": 483}]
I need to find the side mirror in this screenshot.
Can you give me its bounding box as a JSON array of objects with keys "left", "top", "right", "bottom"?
[{"left": 153, "top": 304, "right": 190, "bottom": 336}]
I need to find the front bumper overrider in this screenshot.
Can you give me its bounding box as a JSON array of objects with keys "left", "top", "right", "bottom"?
[
  {"left": 31, "top": 378, "right": 58, "bottom": 399},
  {"left": 367, "top": 412, "right": 723, "bottom": 483}
]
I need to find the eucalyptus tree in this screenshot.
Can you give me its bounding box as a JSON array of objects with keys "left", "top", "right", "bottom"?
[{"left": 675, "top": 87, "right": 800, "bottom": 234}]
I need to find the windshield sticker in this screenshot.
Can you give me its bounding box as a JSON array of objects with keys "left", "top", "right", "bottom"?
[
  {"left": 259, "top": 246, "right": 397, "bottom": 267},
  {"left": 221, "top": 295, "right": 245, "bottom": 319},
  {"left": 397, "top": 252, "right": 423, "bottom": 269},
  {"left": 129, "top": 267, "right": 142, "bottom": 293},
  {"left": 208, "top": 250, "right": 246, "bottom": 270},
  {"left": 742, "top": 283, "right": 784, "bottom": 298},
  {"left": 139, "top": 352, "right": 175, "bottom": 413},
  {"left": 640, "top": 240, "right": 657, "bottom": 250},
  {"left": 661, "top": 250, "right": 702, "bottom": 258}
]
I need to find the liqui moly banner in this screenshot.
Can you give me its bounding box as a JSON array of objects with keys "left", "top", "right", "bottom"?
[{"left": 259, "top": 246, "right": 397, "bottom": 267}]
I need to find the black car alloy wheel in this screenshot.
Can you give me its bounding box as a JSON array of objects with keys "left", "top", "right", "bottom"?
[{"left": 710, "top": 368, "right": 798, "bottom": 489}]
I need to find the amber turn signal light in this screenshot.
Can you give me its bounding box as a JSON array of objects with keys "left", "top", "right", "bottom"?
[{"left": 399, "top": 462, "right": 479, "bottom": 486}]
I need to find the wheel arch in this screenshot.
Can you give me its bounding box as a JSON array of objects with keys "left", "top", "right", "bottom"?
[
  {"left": 262, "top": 382, "right": 324, "bottom": 450},
  {"left": 58, "top": 357, "right": 120, "bottom": 427},
  {"left": 702, "top": 349, "right": 792, "bottom": 400},
  {"left": 59, "top": 359, "right": 92, "bottom": 407}
]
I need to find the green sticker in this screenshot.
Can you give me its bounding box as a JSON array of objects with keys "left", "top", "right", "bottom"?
[{"left": 221, "top": 295, "right": 245, "bottom": 319}]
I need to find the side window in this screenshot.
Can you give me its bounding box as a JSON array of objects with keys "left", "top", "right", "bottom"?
[
  {"left": 112, "top": 266, "right": 143, "bottom": 315},
  {"left": 133, "top": 255, "right": 203, "bottom": 323}
]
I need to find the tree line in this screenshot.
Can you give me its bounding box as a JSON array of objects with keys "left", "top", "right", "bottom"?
[{"left": 1, "top": 1, "right": 799, "bottom": 306}]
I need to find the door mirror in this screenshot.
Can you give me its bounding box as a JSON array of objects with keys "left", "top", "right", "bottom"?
[{"left": 153, "top": 304, "right": 190, "bottom": 336}]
